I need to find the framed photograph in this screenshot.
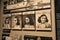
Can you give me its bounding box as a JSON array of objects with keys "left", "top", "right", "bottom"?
[
  {"left": 11, "top": 13, "right": 22, "bottom": 30},
  {"left": 36, "top": 9, "right": 52, "bottom": 31},
  {"left": 22, "top": 11, "right": 35, "bottom": 30},
  {"left": 3, "top": 14, "right": 11, "bottom": 29}
]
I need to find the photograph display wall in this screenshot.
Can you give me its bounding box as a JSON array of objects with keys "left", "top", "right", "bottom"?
[{"left": 3, "top": 0, "right": 56, "bottom": 40}]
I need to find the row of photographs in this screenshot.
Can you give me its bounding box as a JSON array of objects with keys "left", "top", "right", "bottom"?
[
  {"left": 3, "top": 9, "right": 52, "bottom": 31},
  {"left": 3, "top": 35, "right": 52, "bottom": 40},
  {"left": 6, "top": 0, "right": 51, "bottom": 9}
]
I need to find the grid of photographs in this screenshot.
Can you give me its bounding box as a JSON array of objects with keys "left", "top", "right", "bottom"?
[
  {"left": 3, "top": 9, "right": 52, "bottom": 31},
  {"left": 24, "top": 35, "right": 52, "bottom": 40}
]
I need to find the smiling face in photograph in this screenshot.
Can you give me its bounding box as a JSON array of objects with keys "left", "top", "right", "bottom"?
[
  {"left": 41, "top": 16, "right": 46, "bottom": 23},
  {"left": 38, "top": 14, "right": 48, "bottom": 24}
]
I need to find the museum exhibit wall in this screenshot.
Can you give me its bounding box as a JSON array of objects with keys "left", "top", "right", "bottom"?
[{"left": 2, "top": 0, "right": 56, "bottom": 40}]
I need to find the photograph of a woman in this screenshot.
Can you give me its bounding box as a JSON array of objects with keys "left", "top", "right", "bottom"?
[
  {"left": 37, "top": 14, "right": 51, "bottom": 28},
  {"left": 36, "top": 9, "right": 51, "bottom": 31},
  {"left": 22, "top": 14, "right": 35, "bottom": 30},
  {"left": 3, "top": 17, "right": 11, "bottom": 29},
  {"left": 12, "top": 16, "right": 21, "bottom": 29}
]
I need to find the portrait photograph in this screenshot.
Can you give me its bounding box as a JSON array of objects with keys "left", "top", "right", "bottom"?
[
  {"left": 11, "top": 13, "right": 22, "bottom": 29},
  {"left": 36, "top": 9, "right": 52, "bottom": 31},
  {"left": 22, "top": 11, "right": 35, "bottom": 30},
  {"left": 3, "top": 16, "right": 11, "bottom": 29}
]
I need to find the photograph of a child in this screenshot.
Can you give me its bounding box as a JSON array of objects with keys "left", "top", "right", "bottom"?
[
  {"left": 12, "top": 15, "right": 22, "bottom": 29},
  {"left": 38, "top": 14, "right": 51, "bottom": 28},
  {"left": 22, "top": 12, "right": 35, "bottom": 30},
  {"left": 3, "top": 17, "right": 11, "bottom": 29},
  {"left": 36, "top": 9, "right": 51, "bottom": 31},
  {"left": 22, "top": 14, "right": 35, "bottom": 29}
]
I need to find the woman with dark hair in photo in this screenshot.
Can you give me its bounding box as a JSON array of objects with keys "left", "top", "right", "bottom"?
[
  {"left": 4, "top": 17, "right": 11, "bottom": 29},
  {"left": 23, "top": 16, "right": 34, "bottom": 28},
  {"left": 37, "top": 14, "right": 51, "bottom": 28},
  {"left": 12, "top": 16, "right": 21, "bottom": 29}
]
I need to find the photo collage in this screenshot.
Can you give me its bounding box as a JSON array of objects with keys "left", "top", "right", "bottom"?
[{"left": 3, "top": 9, "right": 52, "bottom": 31}]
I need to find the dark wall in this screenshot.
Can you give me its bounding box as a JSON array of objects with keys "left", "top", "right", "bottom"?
[{"left": 55, "top": 0, "right": 60, "bottom": 40}]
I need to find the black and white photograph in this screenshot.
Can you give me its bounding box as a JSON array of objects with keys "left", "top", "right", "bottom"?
[
  {"left": 11, "top": 13, "right": 22, "bottom": 29},
  {"left": 22, "top": 11, "right": 35, "bottom": 30},
  {"left": 36, "top": 9, "right": 52, "bottom": 31},
  {"left": 3, "top": 16, "right": 11, "bottom": 29}
]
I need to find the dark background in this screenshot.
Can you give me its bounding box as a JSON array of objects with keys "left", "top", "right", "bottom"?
[{"left": 55, "top": 0, "right": 60, "bottom": 40}]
